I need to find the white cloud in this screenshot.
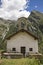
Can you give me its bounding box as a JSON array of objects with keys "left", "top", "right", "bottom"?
[
  {"left": 35, "top": 5, "right": 38, "bottom": 8},
  {"left": 0, "top": 0, "right": 30, "bottom": 20}
]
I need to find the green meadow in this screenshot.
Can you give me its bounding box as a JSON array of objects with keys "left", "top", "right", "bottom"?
[{"left": 0, "top": 58, "right": 40, "bottom": 65}]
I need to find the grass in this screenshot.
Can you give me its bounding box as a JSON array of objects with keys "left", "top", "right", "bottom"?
[{"left": 0, "top": 58, "right": 40, "bottom": 65}]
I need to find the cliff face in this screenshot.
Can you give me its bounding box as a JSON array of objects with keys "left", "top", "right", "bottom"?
[
  {"left": 28, "top": 10, "right": 43, "bottom": 54},
  {"left": 28, "top": 10, "right": 43, "bottom": 33}
]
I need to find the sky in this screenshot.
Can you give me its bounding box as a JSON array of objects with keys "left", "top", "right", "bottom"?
[
  {"left": 26, "top": 0, "right": 43, "bottom": 12},
  {"left": 0, "top": 0, "right": 43, "bottom": 20}
]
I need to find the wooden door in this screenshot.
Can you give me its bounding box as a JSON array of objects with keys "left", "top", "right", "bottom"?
[{"left": 21, "top": 47, "right": 26, "bottom": 56}]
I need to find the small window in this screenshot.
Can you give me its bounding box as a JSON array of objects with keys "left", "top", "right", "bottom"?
[
  {"left": 12, "top": 48, "right": 16, "bottom": 51},
  {"left": 29, "top": 48, "right": 33, "bottom": 51}
]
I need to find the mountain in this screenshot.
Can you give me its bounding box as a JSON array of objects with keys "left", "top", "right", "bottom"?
[
  {"left": 0, "top": 10, "right": 43, "bottom": 54},
  {"left": 28, "top": 10, "right": 43, "bottom": 33},
  {"left": 28, "top": 10, "right": 43, "bottom": 54}
]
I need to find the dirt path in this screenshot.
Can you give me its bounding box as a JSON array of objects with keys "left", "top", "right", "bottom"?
[{"left": 0, "top": 59, "right": 3, "bottom": 64}]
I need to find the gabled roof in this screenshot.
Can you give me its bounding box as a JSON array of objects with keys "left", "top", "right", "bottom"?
[{"left": 6, "top": 29, "right": 38, "bottom": 40}]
